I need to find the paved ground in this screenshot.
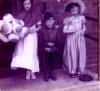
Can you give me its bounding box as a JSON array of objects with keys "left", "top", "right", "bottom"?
[{"left": 0, "top": 69, "right": 100, "bottom": 91}]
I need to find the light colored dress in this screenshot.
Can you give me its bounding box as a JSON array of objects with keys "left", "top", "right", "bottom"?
[
  {"left": 11, "top": 10, "right": 41, "bottom": 73},
  {"left": 11, "top": 32, "right": 39, "bottom": 72},
  {"left": 63, "top": 15, "right": 86, "bottom": 74}
]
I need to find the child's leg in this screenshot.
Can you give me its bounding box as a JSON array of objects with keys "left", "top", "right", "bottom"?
[
  {"left": 43, "top": 51, "right": 50, "bottom": 81},
  {"left": 70, "top": 45, "right": 77, "bottom": 74},
  {"left": 79, "top": 39, "right": 86, "bottom": 74},
  {"left": 49, "top": 52, "right": 57, "bottom": 80},
  {"left": 30, "top": 71, "right": 36, "bottom": 79},
  {"left": 26, "top": 70, "right": 31, "bottom": 80},
  {"left": 67, "top": 44, "right": 77, "bottom": 78},
  {"left": 67, "top": 47, "right": 72, "bottom": 73}
]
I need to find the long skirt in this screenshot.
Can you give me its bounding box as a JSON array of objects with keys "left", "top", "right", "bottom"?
[
  {"left": 63, "top": 33, "right": 86, "bottom": 74},
  {"left": 11, "top": 33, "right": 40, "bottom": 72}
]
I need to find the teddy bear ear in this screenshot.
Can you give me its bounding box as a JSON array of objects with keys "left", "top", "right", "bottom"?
[{"left": 3, "top": 13, "right": 14, "bottom": 23}]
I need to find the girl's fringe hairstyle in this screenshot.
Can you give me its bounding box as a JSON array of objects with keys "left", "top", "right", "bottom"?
[
  {"left": 65, "top": 3, "right": 80, "bottom": 13},
  {"left": 21, "top": 0, "right": 33, "bottom": 4}
]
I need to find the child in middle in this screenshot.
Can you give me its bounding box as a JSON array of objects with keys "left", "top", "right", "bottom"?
[{"left": 40, "top": 12, "right": 59, "bottom": 81}]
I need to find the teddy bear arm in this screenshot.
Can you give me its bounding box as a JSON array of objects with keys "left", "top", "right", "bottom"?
[{"left": 0, "top": 33, "right": 9, "bottom": 43}]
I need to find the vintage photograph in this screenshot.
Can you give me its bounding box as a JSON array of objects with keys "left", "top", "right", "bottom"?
[{"left": 0, "top": 0, "right": 99, "bottom": 91}]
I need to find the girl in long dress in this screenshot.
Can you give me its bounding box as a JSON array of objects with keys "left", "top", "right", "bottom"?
[
  {"left": 11, "top": 0, "right": 41, "bottom": 80},
  {"left": 63, "top": 0, "right": 86, "bottom": 78}
]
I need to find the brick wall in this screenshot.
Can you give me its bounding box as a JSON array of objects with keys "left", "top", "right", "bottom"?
[{"left": 83, "top": 0, "right": 99, "bottom": 73}]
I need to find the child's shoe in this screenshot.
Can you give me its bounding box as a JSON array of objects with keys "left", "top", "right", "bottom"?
[
  {"left": 44, "top": 71, "right": 49, "bottom": 81},
  {"left": 70, "top": 73, "right": 76, "bottom": 78},
  {"left": 77, "top": 72, "right": 81, "bottom": 77},
  {"left": 50, "top": 71, "right": 57, "bottom": 81}
]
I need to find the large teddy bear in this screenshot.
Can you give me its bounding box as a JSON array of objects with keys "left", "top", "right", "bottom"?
[{"left": 0, "top": 13, "right": 27, "bottom": 42}]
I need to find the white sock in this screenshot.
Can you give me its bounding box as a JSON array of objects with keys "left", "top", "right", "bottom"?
[
  {"left": 31, "top": 72, "right": 36, "bottom": 79},
  {"left": 26, "top": 70, "right": 31, "bottom": 80}
]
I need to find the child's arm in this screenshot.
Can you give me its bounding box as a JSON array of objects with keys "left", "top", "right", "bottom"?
[
  {"left": 29, "top": 21, "right": 42, "bottom": 33},
  {"left": 81, "top": 16, "right": 86, "bottom": 35},
  {"left": 82, "top": 16, "right": 86, "bottom": 32},
  {"left": 63, "top": 18, "right": 76, "bottom": 33},
  {"left": 20, "top": 21, "right": 42, "bottom": 38},
  {"left": 19, "top": 27, "right": 28, "bottom": 38},
  {"left": 63, "top": 24, "right": 76, "bottom": 33},
  {"left": 0, "top": 33, "right": 9, "bottom": 43},
  {"left": 82, "top": 24, "right": 86, "bottom": 32}
]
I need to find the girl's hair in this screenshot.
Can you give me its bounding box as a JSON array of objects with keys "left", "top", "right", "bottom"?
[
  {"left": 65, "top": 3, "right": 80, "bottom": 13},
  {"left": 43, "top": 12, "right": 55, "bottom": 22},
  {"left": 21, "top": 0, "right": 33, "bottom": 4},
  {"left": 20, "top": 0, "right": 33, "bottom": 11}
]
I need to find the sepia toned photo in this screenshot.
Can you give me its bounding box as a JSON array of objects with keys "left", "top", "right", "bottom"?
[{"left": 0, "top": 0, "right": 100, "bottom": 91}]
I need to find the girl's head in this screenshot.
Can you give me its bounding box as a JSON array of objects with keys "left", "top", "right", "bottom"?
[
  {"left": 65, "top": 3, "right": 80, "bottom": 15},
  {"left": 21, "top": 0, "right": 33, "bottom": 11},
  {"left": 44, "top": 12, "right": 55, "bottom": 29}
]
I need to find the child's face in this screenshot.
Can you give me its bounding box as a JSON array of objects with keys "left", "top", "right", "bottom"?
[
  {"left": 23, "top": 0, "right": 32, "bottom": 11},
  {"left": 45, "top": 17, "right": 55, "bottom": 29},
  {"left": 70, "top": 6, "right": 79, "bottom": 15}
]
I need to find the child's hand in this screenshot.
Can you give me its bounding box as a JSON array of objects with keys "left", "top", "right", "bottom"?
[
  {"left": 28, "top": 25, "right": 36, "bottom": 33},
  {"left": 55, "top": 25, "right": 59, "bottom": 29},
  {"left": 45, "top": 48, "right": 51, "bottom": 52},
  {"left": 29, "top": 24, "right": 41, "bottom": 33},
  {"left": 35, "top": 25, "right": 41, "bottom": 31},
  {"left": 29, "top": 21, "right": 42, "bottom": 33},
  {"left": 48, "top": 42, "right": 54, "bottom": 46},
  {"left": 81, "top": 31, "right": 84, "bottom": 35},
  {"left": 20, "top": 27, "right": 28, "bottom": 38},
  {"left": 36, "top": 21, "right": 42, "bottom": 26}
]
